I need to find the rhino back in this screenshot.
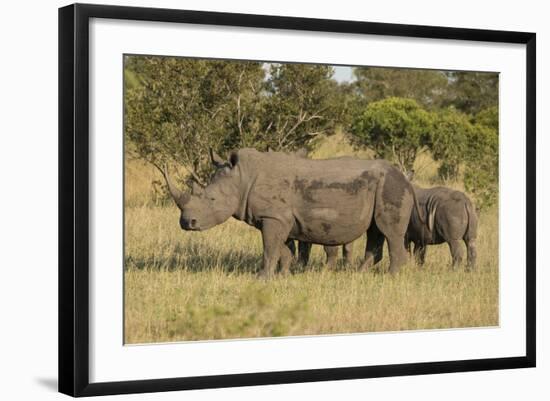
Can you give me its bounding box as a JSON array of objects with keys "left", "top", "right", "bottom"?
[
  {"left": 239, "top": 149, "right": 386, "bottom": 245},
  {"left": 410, "top": 186, "right": 472, "bottom": 244}
]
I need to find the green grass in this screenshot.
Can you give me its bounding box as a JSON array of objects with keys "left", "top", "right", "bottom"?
[{"left": 124, "top": 134, "right": 499, "bottom": 344}]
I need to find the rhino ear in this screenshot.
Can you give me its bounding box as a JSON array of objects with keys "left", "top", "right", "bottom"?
[
  {"left": 191, "top": 180, "right": 205, "bottom": 196},
  {"left": 209, "top": 148, "right": 226, "bottom": 169},
  {"left": 229, "top": 151, "right": 239, "bottom": 167}
]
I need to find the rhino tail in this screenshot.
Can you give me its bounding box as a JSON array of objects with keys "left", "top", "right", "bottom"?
[{"left": 411, "top": 184, "right": 426, "bottom": 225}]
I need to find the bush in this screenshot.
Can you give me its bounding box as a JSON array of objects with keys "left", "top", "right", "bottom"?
[
  {"left": 463, "top": 124, "right": 499, "bottom": 210},
  {"left": 350, "top": 97, "right": 434, "bottom": 174},
  {"left": 430, "top": 108, "right": 474, "bottom": 181}
]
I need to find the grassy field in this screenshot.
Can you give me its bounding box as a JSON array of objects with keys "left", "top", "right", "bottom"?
[{"left": 124, "top": 134, "right": 499, "bottom": 344}]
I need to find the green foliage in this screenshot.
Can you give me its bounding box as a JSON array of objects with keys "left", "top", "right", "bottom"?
[
  {"left": 444, "top": 72, "right": 499, "bottom": 115},
  {"left": 353, "top": 67, "right": 449, "bottom": 109},
  {"left": 463, "top": 124, "right": 499, "bottom": 210},
  {"left": 353, "top": 67, "right": 499, "bottom": 116},
  {"left": 166, "top": 284, "right": 310, "bottom": 340},
  {"left": 431, "top": 108, "right": 475, "bottom": 181},
  {"left": 125, "top": 56, "right": 265, "bottom": 183},
  {"left": 458, "top": 106, "right": 499, "bottom": 210},
  {"left": 124, "top": 68, "right": 141, "bottom": 91},
  {"left": 125, "top": 57, "right": 345, "bottom": 183},
  {"left": 124, "top": 55, "right": 500, "bottom": 207},
  {"left": 474, "top": 105, "right": 499, "bottom": 131},
  {"left": 260, "top": 63, "right": 339, "bottom": 151},
  {"left": 323, "top": 80, "right": 362, "bottom": 133},
  {"left": 350, "top": 97, "right": 434, "bottom": 173}
]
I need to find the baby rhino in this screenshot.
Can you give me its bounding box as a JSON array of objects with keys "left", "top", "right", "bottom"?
[{"left": 407, "top": 186, "right": 478, "bottom": 268}]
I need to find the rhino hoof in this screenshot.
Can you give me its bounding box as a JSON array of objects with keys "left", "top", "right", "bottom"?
[{"left": 257, "top": 270, "right": 272, "bottom": 280}]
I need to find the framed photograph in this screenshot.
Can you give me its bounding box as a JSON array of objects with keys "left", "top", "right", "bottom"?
[{"left": 58, "top": 3, "right": 536, "bottom": 397}]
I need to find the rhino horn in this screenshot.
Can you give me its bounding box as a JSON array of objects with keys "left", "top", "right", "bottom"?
[
  {"left": 191, "top": 180, "right": 205, "bottom": 196},
  {"left": 162, "top": 165, "right": 191, "bottom": 207}
]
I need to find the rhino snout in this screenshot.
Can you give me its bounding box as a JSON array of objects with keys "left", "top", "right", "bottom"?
[{"left": 180, "top": 217, "right": 199, "bottom": 231}]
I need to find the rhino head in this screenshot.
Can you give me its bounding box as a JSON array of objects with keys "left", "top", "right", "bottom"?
[{"left": 163, "top": 150, "right": 241, "bottom": 231}]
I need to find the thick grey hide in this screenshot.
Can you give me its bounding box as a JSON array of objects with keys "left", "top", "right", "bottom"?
[
  {"left": 406, "top": 186, "right": 478, "bottom": 268},
  {"left": 166, "top": 148, "right": 421, "bottom": 277}
]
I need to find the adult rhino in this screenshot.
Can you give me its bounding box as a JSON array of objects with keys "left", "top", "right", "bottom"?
[
  {"left": 279, "top": 151, "right": 359, "bottom": 270},
  {"left": 308, "top": 187, "right": 479, "bottom": 269},
  {"left": 163, "top": 148, "right": 422, "bottom": 277},
  {"left": 406, "top": 186, "right": 478, "bottom": 268}
]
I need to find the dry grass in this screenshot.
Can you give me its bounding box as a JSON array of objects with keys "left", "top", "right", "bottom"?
[{"left": 124, "top": 134, "right": 499, "bottom": 344}]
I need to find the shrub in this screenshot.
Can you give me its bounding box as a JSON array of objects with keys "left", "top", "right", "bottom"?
[{"left": 350, "top": 97, "right": 434, "bottom": 174}]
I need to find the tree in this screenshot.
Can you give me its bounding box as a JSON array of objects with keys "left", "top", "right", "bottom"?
[
  {"left": 350, "top": 97, "right": 434, "bottom": 174},
  {"left": 125, "top": 58, "right": 345, "bottom": 183},
  {"left": 258, "top": 63, "right": 340, "bottom": 151},
  {"left": 328, "top": 80, "right": 363, "bottom": 131},
  {"left": 463, "top": 124, "right": 499, "bottom": 210},
  {"left": 444, "top": 72, "right": 499, "bottom": 115},
  {"left": 353, "top": 67, "right": 449, "bottom": 109},
  {"left": 473, "top": 105, "right": 499, "bottom": 132},
  {"left": 124, "top": 56, "right": 265, "bottom": 184},
  {"left": 430, "top": 108, "right": 474, "bottom": 181}
]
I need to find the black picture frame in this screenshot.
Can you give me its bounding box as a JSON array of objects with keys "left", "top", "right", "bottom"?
[{"left": 58, "top": 3, "right": 536, "bottom": 397}]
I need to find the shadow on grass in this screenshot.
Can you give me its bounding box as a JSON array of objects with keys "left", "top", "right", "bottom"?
[
  {"left": 125, "top": 246, "right": 359, "bottom": 275},
  {"left": 125, "top": 242, "right": 263, "bottom": 274},
  {"left": 125, "top": 242, "right": 423, "bottom": 275}
]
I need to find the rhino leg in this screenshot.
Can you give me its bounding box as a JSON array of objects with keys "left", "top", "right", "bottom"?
[
  {"left": 324, "top": 246, "right": 339, "bottom": 268},
  {"left": 413, "top": 242, "right": 427, "bottom": 266},
  {"left": 285, "top": 239, "right": 296, "bottom": 258},
  {"left": 386, "top": 236, "right": 409, "bottom": 274},
  {"left": 372, "top": 169, "right": 414, "bottom": 274},
  {"left": 448, "top": 239, "right": 464, "bottom": 268},
  {"left": 465, "top": 239, "right": 477, "bottom": 269},
  {"left": 279, "top": 243, "right": 294, "bottom": 275},
  {"left": 370, "top": 209, "right": 409, "bottom": 274},
  {"left": 298, "top": 242, "right": 312, "bottom": 266},
  {"left": 359, "top": 225, "right": 384, "bottom": 271},
  {"left": 405, "top": 239, "right": 413, "bottom": 256},
  {"left": 259, "top": 219, "right": 291, "bottom": 278},
  {"left": 342, "top": 243, "right": 353, "bottom": 265},
  {"left": 464, "top": 198, "right": 478, "bottom": 269}
]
